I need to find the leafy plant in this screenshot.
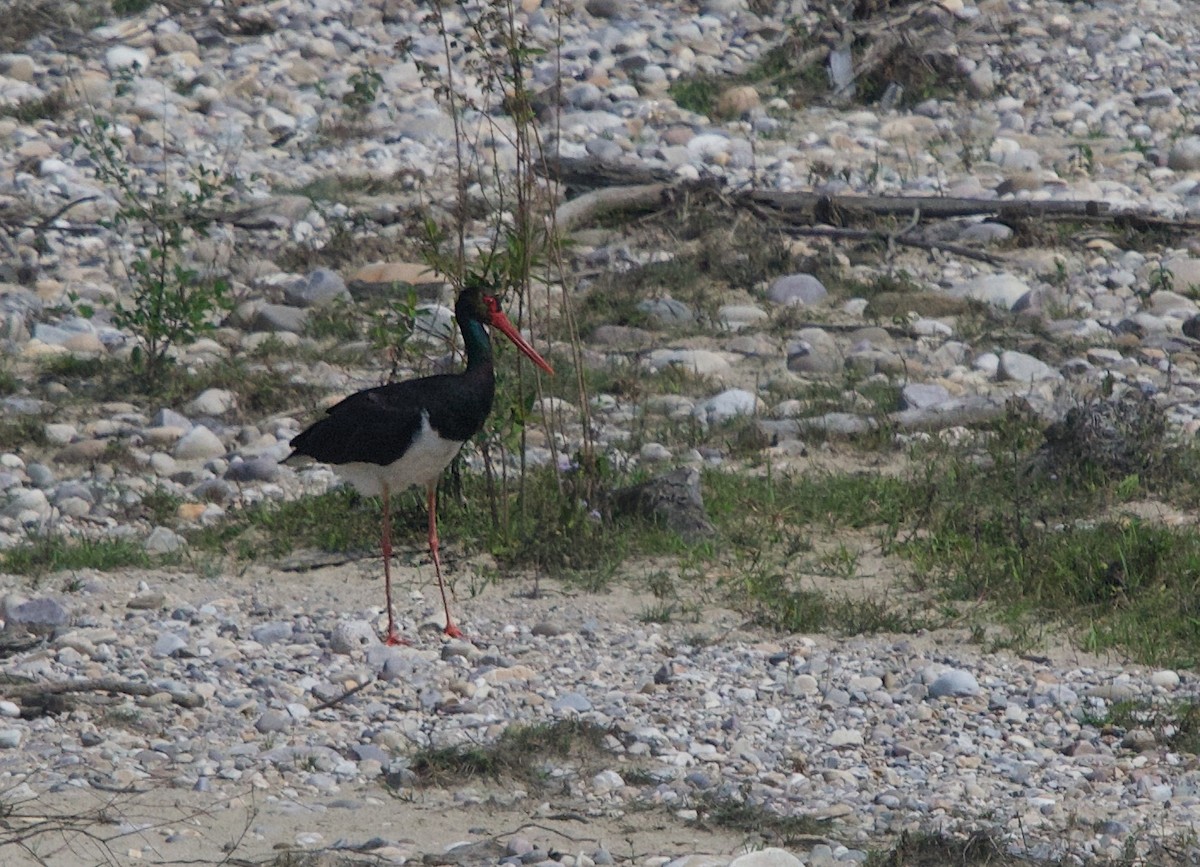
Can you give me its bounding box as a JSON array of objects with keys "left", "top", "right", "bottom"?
[
  {"left": 367, "top": 288, "right": 423, "bottom": 382},
  {"left": 0, "top": 365, "right": 18, "bottom": 396},
  {"left": 1149, "top": 261, "right": 1175, "bottom": 296},
  {"left": 74, "top": 114, "right": 235, "bottom": 389},
  {"left": 343, "top": 66, "right": 384, "bottom": 112}
]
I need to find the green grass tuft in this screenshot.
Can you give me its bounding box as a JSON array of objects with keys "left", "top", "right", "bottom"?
[
  {"left": 406, "top": 720, "right": 610, "bottom": 787},
  {"left": 691, "top": 793, "right": 831, "bottom": 846},
  {"left": 1, "top": 535, "right": 152, "bottom": 576}
]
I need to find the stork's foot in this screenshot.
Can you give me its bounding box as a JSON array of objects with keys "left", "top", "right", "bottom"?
[
  {"left": 383, "top": 630, "right": 412, "bottom": 647},
  {"left": 443, "top": 623, "right": 465, "bottom": 639}
]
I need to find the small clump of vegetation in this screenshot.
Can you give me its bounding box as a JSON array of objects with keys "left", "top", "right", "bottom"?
[
  {"left": 404, "top": 720, "right": 610, "bottom": 788},
  {"left": 73, "top": 109, "right": 237, "bottom": 391},
  {"left": 1091, "top": 698, "right": 1200, "bottom": 756},
  {"left": 669, "top": 7, "right": 961, "bottom": 118},
  {"left": 866, "top": 830, "right": 1025, "bottom": 867},
  {"left": 0, "top": 90, "right": 68, "bottom": 123},
  {"left": 1, "top": 535, "right": 152, "bottom": 577},
  {"left": 690, "top": 792, "right": 832, "bottom": 846}
]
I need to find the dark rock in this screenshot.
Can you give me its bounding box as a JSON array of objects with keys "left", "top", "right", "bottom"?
[
  {"left": 585, "top": 0, "right": 625, "bottom": 18},
  {"left": 1183, "top": 313, "right": 1200, "bottom": 340},
  {"left": 285, "top": 268, "right": 350, "bottom": 307},
  {"left": 636, "top": 297, "right": 693, "bottom": 326},
  {"left": 4, "top": 597, "right": 69, "bottom": 634},
  {"left": 608, "top": 466, "right": 714, "bottom": 541},
  {"left": 253, "top": 303, "right": 308, "bottom": 333}
]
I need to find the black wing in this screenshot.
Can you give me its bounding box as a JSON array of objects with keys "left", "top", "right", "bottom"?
[{"left": 287, "top": 381, "right": 432, "bottom": 467}]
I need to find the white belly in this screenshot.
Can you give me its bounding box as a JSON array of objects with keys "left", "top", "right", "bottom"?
[{"left": 335, "top": 414, "right": 465, "bottom": 497}]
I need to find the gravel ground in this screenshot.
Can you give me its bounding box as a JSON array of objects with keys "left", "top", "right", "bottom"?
[{"left": 4, "top": 0, "right": 1200, "bottom": 864}]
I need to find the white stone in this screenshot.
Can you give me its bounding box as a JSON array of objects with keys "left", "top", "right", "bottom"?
[
  {"left": 144, "top": 526, "right": 186, "bottom": 554},
  {"left": 928, "top": 668, "right": 980, "bottom": 698},
  {"left": 43, "top": 423, "right": 76, "bottom": 445},
  {"left": 694, "top": 389, "right": 762, "bottom": 425},
  {"left": 187, "top": 388, "right": 236, "bottom": 416},
  {"left": 174, "top": 426, "right": 226, "bottom": 461},
  {"left": 149, "top": 453, "right": 178, "bottom": 476},
  {"left": 105, "top": 45, "right": 151, "bottom": 71},
  {"left": 646, "top": 349, "right": 732, "bottom": 376},
  {"left": 955, "top": 274, "right": 1033, "bottom": 310},
  {"left": 828, "top": 728, "right": 864, "bottom": 747},
  {"left": 3, "top": 488, "right": 50, "bottom": 520},
  {"left": 728, "top": 848, "right": 803, "bottom": 867},
  {"left": 998, "top": 350, "right": 1061, "bottom": 383},
  {"left": 592, "top": 769, "right": 625, "bottom": 792},
  {"left": 718, "top": 305, "right": 768, "bottom": 330},
  {"left": 1150, "top": 670, "right": 1180, "bottom": 690},
  {"left": 639, "top": 443, "right": 672, "bottom": 463}
]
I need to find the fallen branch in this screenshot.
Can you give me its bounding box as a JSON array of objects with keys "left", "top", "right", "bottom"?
[
  {"left": 311, "top": 678, "right": 374, "bottom": 712},
  {"left": 2, "top": 677, "right": 204, "bottom": 709},
  {"left": 745, "top": 189, "right": 1111, "bottom": 222},
  {"left": 554, "top": 183, "right": 667, "bottom": 232},
  {"left": 779, "top": 223, "right": 1003, "bottom": 265}
]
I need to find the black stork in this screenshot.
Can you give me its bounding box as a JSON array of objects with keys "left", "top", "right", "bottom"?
[{"left": 285, "top": 284, "right": 554, "bottom": 644}]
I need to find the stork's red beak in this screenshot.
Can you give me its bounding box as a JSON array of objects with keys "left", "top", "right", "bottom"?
[{"left": 489, "top": 310, "right": 555, "bottom": 375}]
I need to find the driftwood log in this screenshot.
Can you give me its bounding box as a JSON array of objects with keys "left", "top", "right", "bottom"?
[{"left": 0, "top": 674, "right": 204, "bottom": 716}]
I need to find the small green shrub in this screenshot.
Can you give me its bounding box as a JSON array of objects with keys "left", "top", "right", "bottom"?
[
  {"left": 342, "top": 67, "right": 383, "bottom": 112},
  {"left": 406, "top": 720, "right": 609, "bottom": 787},
  {"left": 0, "top": 90, "right": 67, "bottom": 123},
  {"left": 74, "top": 114, "right": 235, "bottom": 390},
  {"left": 0, "top": 366, "right": 18, "bottom": 396},
  {"left": 112, "top": 0, "right": 153, "bottom": 15}
]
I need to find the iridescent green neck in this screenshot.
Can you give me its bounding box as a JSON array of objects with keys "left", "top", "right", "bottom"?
[{"left": 461, "top": 317, "right": 493, "bottom": 370}]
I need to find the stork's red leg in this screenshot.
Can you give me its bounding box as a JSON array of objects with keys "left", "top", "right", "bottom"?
[
  {"left": 380, "top": 484, "right": 408, "bottom": 646},
  {"left": 428, "top": 481, "right": 463, "bottom": 638}
]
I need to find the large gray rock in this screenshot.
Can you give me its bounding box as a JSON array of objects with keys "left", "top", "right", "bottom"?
[
  {"left": 152, "top": 408, "right": 193, "bottom": 431},
  {"left": 3, "top": 488, "right": 51, "bottom": 520},
  {"left": 187, "top": 388, "right": 236, "bottom": 416},
  {"left": 786, "top": 327, "right": 840, "bottom": 374},
  {"left": 253, "top": 303, "right": 308, "bottom": 333},
  {"left": 928, "top": 668, "right": 981, "bottom": 698},
  {"left": 637, "top": 297, "right": 693, "bottom": 325},
  {"left": 225, "top": 456, "right": 281, "bottom": 483},
  {"left": 174, "top": 425, "right": 226, "bottom": 461},
  {"left": 900, "top": 383, "right": 952, "bottom": 410},
  {"left": 954, "top": 273, "right": 1034, "bottom": 310},
  {"left": 330, "top": 620, "right": 378, "bottom": 654},
  {"left": 3, "top": 596, "right": 69, "bottom": 634},
  {"left": 768, "top": 273, "right": 828, "bottom": 306},
  {"left": 608, "top": 467, "right": 714, "bottom": 541},
  {"left": 1168, "top": 136, "right": 1200, "bottom": 171},
  {"left": 284, "top": 268, "right": 350, "bottom": 308},
  {"left": 144, "top": 526, "right": 187, "bottom": 554},
  {"left": 694, "top": 388, "right": 761, "bottom": 425},
  {"left": 998, "top": 350, "right": 1061, "bottom": 383}
]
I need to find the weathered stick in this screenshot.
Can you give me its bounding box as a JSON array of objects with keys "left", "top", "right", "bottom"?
[
  {"left": 554, "top": 183, "right": 667, "bottom": 232},
  {"left": 2, "top": 677, "right": 204, "bottom": 709}
]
